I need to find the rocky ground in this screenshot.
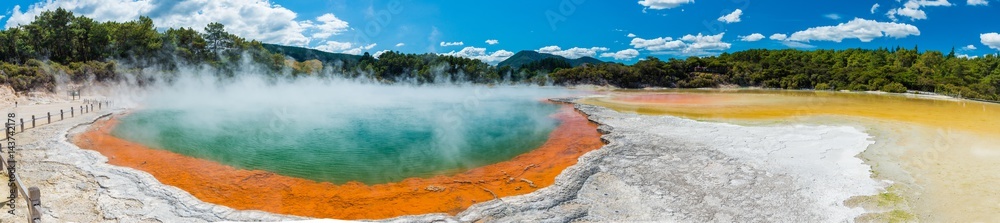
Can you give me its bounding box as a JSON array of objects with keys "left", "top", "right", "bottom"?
[
  {"left": 2, "top": 102, "right": 303, "bottom": 222},
  {"left": 3, "top": 96, "right": 882, "bottom": 222},
  {"left": 387, "top": 98, "right": 882, "bottom": 222}
]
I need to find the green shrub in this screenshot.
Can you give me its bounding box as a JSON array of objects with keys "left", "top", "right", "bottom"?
[
  {"left": 848, "top": 83, "right": 870, "bottom": 91},
  {"left": 814, "top": 83, "right": 832, "bottom": 90},
  {"left": 881, "top": 82, "right": 908, "bottom": 93},
  {"left": 679, "top": 73, "right": 719, "bottom": 88},
  {"left": 761, "top": 79, "right": 781, "bottom": 89}
]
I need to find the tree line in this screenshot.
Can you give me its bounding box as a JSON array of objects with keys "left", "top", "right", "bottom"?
[
  {"left": 0, "top": 8, "right": 287, "bottom": 92},
  {"left": 551, "top": 48, "right": 1000, "bottom": 101},
  {"left": 0, "top": 9, "right": 504, "bottom": 92},
  {"left": 2, "top": 9, "right": 999, "bottom": 102}
]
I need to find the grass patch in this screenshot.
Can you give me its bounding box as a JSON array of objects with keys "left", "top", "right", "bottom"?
[
  {"left": 875, "top": 190, "right": 905, "bottom": 207},
  {"left": 886, "top": 210, "right": 915, "bottom": 223}
]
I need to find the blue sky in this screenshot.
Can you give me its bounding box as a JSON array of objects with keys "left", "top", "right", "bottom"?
[{"left": 2, "top": 0, "right": 999, "bottom": 64}]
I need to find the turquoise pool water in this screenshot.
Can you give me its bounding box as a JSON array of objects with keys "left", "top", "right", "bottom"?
[
  {"left": 112, "top": 100, "right": 558, "bottom": 184},
  {"left": 112, "top": 85, "right": 565, "bottom": 184}
]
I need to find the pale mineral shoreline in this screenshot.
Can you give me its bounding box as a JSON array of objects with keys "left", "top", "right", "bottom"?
[
  {"left": 1, "top": 109, "right": 305, "bottom": 222},
  {"left": 2, "top": 95, "right": 891, "bottom": 222}
]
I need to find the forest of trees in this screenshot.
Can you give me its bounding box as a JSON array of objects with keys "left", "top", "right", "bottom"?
[
  {"left": 551, "top": 48, "right": 1000, "bottom": 101},
  {"left": 0, "top": 9, "right": 502, "bottom": 92},
  {"left": 0, "top": 8, "right": 288, "bottom": 92},
  {"left": 356, "top": 51, "right": 504, "bottom": 84},
  {"left": 2, "top": 9, "right": 1000, "bottom": 102}
]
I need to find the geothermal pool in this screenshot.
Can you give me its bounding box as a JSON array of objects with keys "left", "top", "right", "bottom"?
[
  {"left": 584, "top": 89, "right": 1000, "bottom": 222},
  {"left": 111, "top": 99, "right": 559, "bottom": 184},
  {"left": 105, "top": 76, "right": 574, "bottom": 184},
  {"left": 74, "top": 85, "right": 1000, "bottom": 221},
  {"left": 74, "top": 77, "right": 605, "bottom": 219}
]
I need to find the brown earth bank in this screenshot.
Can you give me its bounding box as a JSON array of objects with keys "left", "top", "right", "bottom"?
[{"left": 72, "top": 104, "right": 603, "bottom": 220}]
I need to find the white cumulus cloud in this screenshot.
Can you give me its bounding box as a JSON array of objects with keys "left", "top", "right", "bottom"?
[
  {"left": 680, "top": 33, "right": 732, "bottom": 54},
  {"left": 4, "top": 0, "right": 354, "bottom": 47},
  {"left": 717, "top": 9, "right": 743, "bottom": 23},
  {"left": 630, "top": 33, "right": 731, "bottom": 56},
  {"left": 886, "top": 0, "right": 953, "bottom": 21},
  {"left": 824, "top": 13, "right": 841, "bottom": 20},
  {"left": 963, "top": 44, "right": 977, "bottom": 50},
  {"left": 315, "top": 41, "right": 354, "bottom": 52},
  {"left": 395, "top": 43, "right": 405, "bottom": 47},
  {"left": 915, "top": 0, "right": 954, "bottom": 7},
  {"left": 788, "top": 18, "right": 920, "bottom": 42},
  {"left": 638, "top": 0, "right": 694, "bottom": 10},
  {"left": 770, "top": 33, "right": 788, "bottom": 41},
  {"left": 5, "top": 1, "right": 148, "bottom": 28},
  {"left": 871, "top": 3, "right": 880, "bottom": 14},
  {"left": 765, "top": 34, "right": 814, "bottom": 49},
  {"left": 440, "top": 41, "right": 464, "bottom": 47},
  {"left": 442, "top": 47, "right": 514, "bottom": 64},
  {"left": 957, "top": 54, "right": 978, "bottom": 59},
  {"left": 782, "top": 41, "right": 816, "bottom": 49},
  {"left": 373, "top": 50, "right": 391, "bottom": 59},
  {"left": 982, "top": 33, "right": 1000, "bottom": 50},
  {"left": 627, "top": 33, "right": 637, "bottom": 38},
  {"left": 537, "top": 46, "right": 610, "bottom": 59},
  {"left": 600, "top": 49, "right": 641, "bottom": 60},
  {"left": 968, "top": 0, "right": 989, "bottom": 5},
  {"left": 309, "top": 13, "right": 349, "bottom": 39},
  {"left": 740, "top": 33, "right": 765, "bottom": 42},
  {"left": 630, "top": 37, "right": 684, "bottom": 51},
  {"left": 341, "top": 43, "right": 377, "bottom": 55},
  {"left": 485, "top": 39, "right": 499, "bottom": 45}
]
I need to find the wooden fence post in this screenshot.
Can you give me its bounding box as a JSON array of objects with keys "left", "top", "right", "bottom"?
[
  {"left": 31, "top": 115, "right": 35, "bottom": 128},
  {"left": 20, "top": 118, "right": 24, "bottom": 132},
  {"left": 28, "top": 187, "right": 41, "bottom": 223},
  {"left": 60, "top": 110, "right": 64, "bottom": 120},
  {"left": 71, "top": 107, "right": 74, "bottom": 117},
  {"left": 47, "top": 112, "right": 51, "bottom": 124}
]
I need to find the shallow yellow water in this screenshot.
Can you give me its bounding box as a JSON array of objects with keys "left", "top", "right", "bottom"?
[{"left": 583, "top": 89, "right": 1000, "bottom": 222}]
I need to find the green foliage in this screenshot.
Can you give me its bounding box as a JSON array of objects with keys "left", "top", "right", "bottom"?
[
  {"left": 3, "top": 8, "right": 1000, "bottom": 104},
  {"left": 0, "top": 9, "right": 164, "bottom": 64},
  {"left": 679, "top": 73, "right": 721, "bottom": 88},
  {"left": 550, "top": 48, "right": 1000, "bottom": 101},
  {"left": 203, "top": 22, "right": 230, "bottom": 54},
  {"left": 814, "top": 83, "right": 833, "bottom": 90},
  {"left": 351, "top": 51, "right": 499, "bottom": 84},
  {"left": 0, "top": 8, "right": 279, "bottom": 91},
  {"left": 261, "top": 43, "right": 361, "bottom": 66},
  {"left": 1, "top": 60, "right": 56, "bottom": 92},
  {"left": 497, "top": 50, "right": 604, "bottom": 69},
  {"left": 515, "top": 57, "right": 572, "bottom": 80},
  {"left": 881, "top": 82, "right": 908, "bottom": 93},
  {"left": 163, "top": 27, "right": 209, "bottom": 64}
]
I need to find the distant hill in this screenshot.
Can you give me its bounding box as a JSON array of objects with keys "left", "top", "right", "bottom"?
[
  {"left": 498, "top": 50, "right": 605, "bottom": 68},
  {"left": 262, "top": 43, "right": 361, "bottom": 64}
]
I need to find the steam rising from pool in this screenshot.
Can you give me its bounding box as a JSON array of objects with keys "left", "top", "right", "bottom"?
[{"left": 111, "top": 74, "right": 575, "bottom": 184}]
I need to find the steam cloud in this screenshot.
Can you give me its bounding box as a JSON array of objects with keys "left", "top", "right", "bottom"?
[{"left": 88, "top": 57, "right": 579, "bottom": 183}]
